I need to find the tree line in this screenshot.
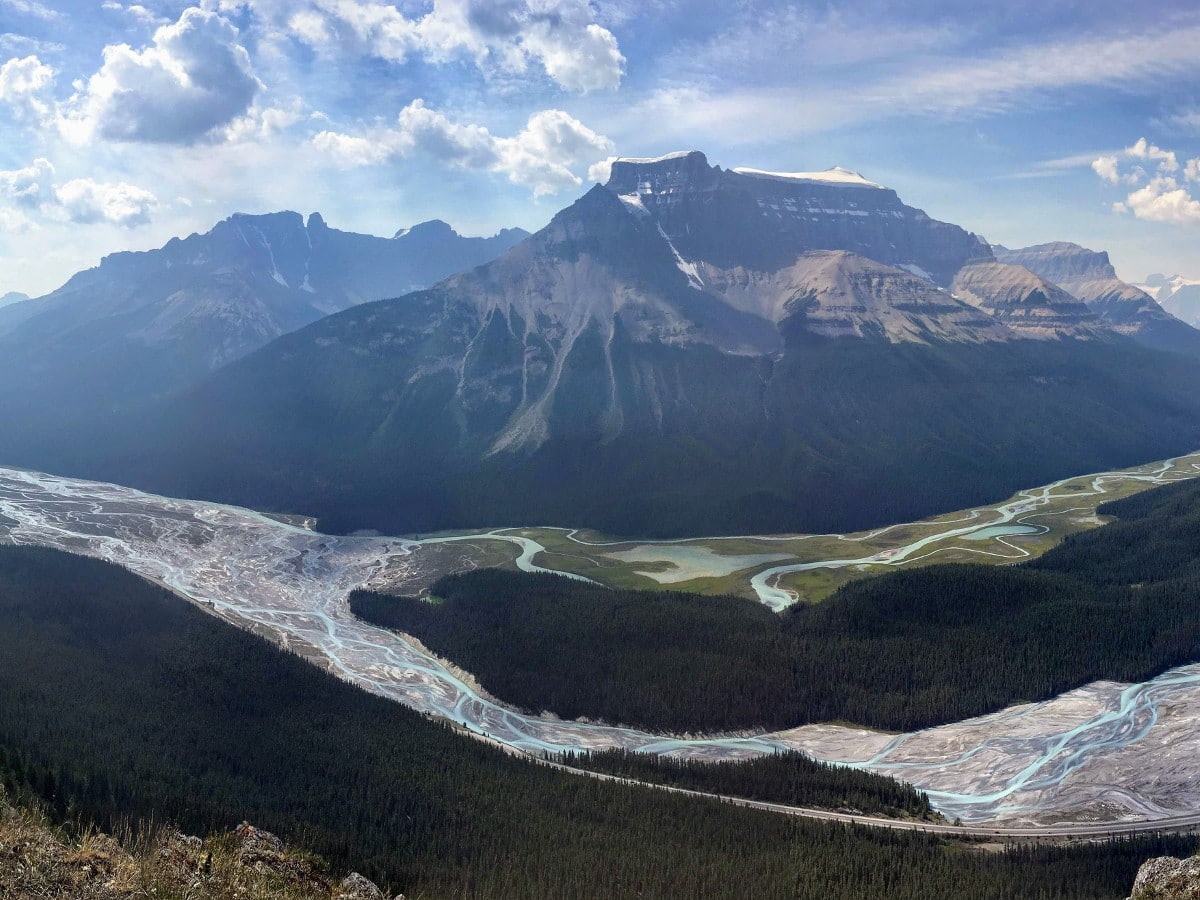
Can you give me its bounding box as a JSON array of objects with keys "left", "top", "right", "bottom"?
[
  {"left": 2, "top": 543, "right": 1195, "bottom": 898},
  {"left": 352, "top": 474, "right": 1200, "bottom": 734}
]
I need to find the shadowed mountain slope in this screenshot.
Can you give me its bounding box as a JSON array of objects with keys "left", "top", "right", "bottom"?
[
  {"left": 0, "top": 212, "right": 528, "bottom": 423},
  {"left": 34, "top": 154, "right": 1200, "bottom": 539}
]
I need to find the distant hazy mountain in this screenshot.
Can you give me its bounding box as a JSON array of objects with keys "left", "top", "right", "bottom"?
[
  {"left": 51, "top": 151, "right": 1200, "bottom": 540},
  {"left": 0, "top": 212, "right": 528, "bottom": 423},
  {"left": 0, "top": 291, "right": 28, "bottom": 309},
  {"left": 1137, "top": 273, "right": 1200, "bottom": 329},
  {"left": 993, "top": 243, "right": 1200, "bottom": 354}
]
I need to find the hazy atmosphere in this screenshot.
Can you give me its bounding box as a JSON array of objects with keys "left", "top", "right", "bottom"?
[
  {"left": 6, "top": 4, "right": 1200, "bottom": 898},
  {"left": 3, "top": 0, "right": 1200, "bottom": 295}
]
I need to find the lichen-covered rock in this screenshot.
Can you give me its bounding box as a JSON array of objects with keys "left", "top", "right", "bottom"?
[
  {"left": 234, "top": 821, "right": 284, "bottom": 855},
  {"left": 1130, "top": 854, "right": 1200, "bottom": 899},
  {"left": 335, "top": 871, "right": 384, "bottom": 899},
  {"left": 153, "top": 830, "right": 204, "bottom": 882}
]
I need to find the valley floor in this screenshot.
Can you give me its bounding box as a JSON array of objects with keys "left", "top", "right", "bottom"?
[
  {"left": 2, "top": 455, "right": 1200, "bottom": 827},
  {"left": 420, "top": 451, "right": 1200, "bottom": 607}
]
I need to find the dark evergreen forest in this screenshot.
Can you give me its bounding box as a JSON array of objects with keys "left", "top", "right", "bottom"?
[
  {"left": 555, "top": 749, "right": 936, "bottom": 819},
  {"left": 1, "top": 543, "right": 1194, "bottom": 899},
  {"left": 352, "top": 475, "right": 1200, "bottom": 733}
]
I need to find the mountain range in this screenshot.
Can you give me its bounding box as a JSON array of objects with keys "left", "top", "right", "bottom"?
[
  {"left": 0, "top": 213, "right": 527, "bottom": 430},
  {"left": 0, "top": 216, "right": 525, "bottom": 408},
  {"left": 1136, "top": 273, "right": 1200, "bottom": 330},
  {"left": 15, "top": 150, "right": 1199, "bottom": 539},
  {"left": 992, "top": 242, "right": 1200, "bottom": 355}
]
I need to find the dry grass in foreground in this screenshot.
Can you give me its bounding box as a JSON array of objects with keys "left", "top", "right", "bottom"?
[{"left": 0, "top": 789, "right": 402, "bottom": 900}]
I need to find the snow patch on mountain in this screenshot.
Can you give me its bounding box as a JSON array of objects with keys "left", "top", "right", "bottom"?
[
  {"left": 617, "top": 192, "right": 650, "bottom": 218},
  {"left": 657, "top": 224, "right": 704, "bottom": 290},
  {"left": 899, "top": 264, "right": 935, "bottom": 282},
  {"left": 614, "top": 151, "right": 697, "bottom": 164},
  {"left": 732, "top": 166, "right": 885, "bottom": 189}
]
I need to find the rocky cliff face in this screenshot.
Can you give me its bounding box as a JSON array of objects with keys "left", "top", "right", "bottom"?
[
  {"left": 950, "top": 260, "right": 1103, "bottom": 339},
  {"left": 773, "top": 251, "right": 1012, "bottom": 343},
  {"left": 3, "top": 211, "right": 528, "bottom": 359},
  {"left": 410, "top": 177, "right": 1013, "bottom": 456},
  {"left": 70, "top": 151, "right": 1200, "bottom": 541},
  {"left": 994, "top": 243, "right": 1200, "bottom": 354},
  {"left": 605, "top": 151, "right": 992, "bottom": 287}
]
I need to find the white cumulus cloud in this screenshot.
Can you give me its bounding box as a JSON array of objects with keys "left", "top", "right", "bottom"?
[
  {"left": 1126, "top": 137, "right": 1178, "bottom": 172},
  {"left": 0, "top": 156, "right": 54, "bottom": 207},
  {"left": 0, "top": 54, "right": 55, "bottom": 121},
  {"left": 63, "top": 6, "right": 262, "bottom": 144},
  {"left": 311, "top": 130, "right": 389, "bottom": 166},
  {"left": 1122, "top": 176, "right": 1200, "bottom": 225},
  {"left": 1092, "top": 155, "right": 1120, "bottom": 183},
  {"left": 493, "top": 108, "right": 615, "bottom": 193},
  {"left": 261, "top": 0, "right": 623, "bottom": 93},
  {"left": 1095, "top": 139, "right": 1200, "bottom": 226},
  {"left": 0, "top": 158, "right": 158, "bottom": 227},
  {"left": 587, "top": 156, "right": 616, "bottom": 183},
  {"left": 53, "top": 178, "right": 159, "bottom": 226},
  {"left": 314, "top": 99, "right": 613, "bottom": 196}
]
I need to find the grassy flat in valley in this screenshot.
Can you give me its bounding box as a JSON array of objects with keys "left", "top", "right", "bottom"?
[{"left": 413, "top": 451, "right": 1200, "bottom": 604}]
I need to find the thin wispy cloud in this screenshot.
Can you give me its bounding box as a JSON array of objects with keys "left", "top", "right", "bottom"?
[
  {"left": 0, "top": 0, "right": 59, "bottom": 21},
  {"left": 615, "top": 20, "right": 1200, "bottom": 146},
  {"left": 998, "top": 152, "right": 1121, "bottom": 181}
]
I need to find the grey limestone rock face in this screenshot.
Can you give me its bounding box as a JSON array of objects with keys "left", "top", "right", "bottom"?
[
  {"left": 995, "top": 242, "right": 1200, "bottom": 354},
  {"left": 1129, "top": 855, "right": 1200, "bottom": 899},
  {"left": 335, "top": 871, "right": 386, "bottom": 899},
  {"left": 950, "top": 259, "right": 1103, "bottom": 340},
  {"left": 606, "top": 150, "right": 992, "bottom": 288},
  {"left": 0, "top": 211, "right": 528, "bottom": 420}
]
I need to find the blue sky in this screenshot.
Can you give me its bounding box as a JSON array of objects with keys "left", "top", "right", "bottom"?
[{"left": 2, "top": 0, "right": 1199, "bottom": 296}]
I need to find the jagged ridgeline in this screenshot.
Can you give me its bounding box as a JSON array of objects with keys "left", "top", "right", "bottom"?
[
  {"left": 15, "top": 151, "right": 1200, "bottom": 538},
  {"left": 0, "top": 213, "right": 527, "bottom": 438},
  {"left": 0, "top": 543, "right": 1194, "bottom": 899}
]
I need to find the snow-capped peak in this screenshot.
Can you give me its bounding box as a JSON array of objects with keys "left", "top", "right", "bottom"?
[
  {"left": 612, "top": 150, "right": 699, "bottom": 164},
  {"left": 732, "top": 166, "right": 885, "bottom": 189}
]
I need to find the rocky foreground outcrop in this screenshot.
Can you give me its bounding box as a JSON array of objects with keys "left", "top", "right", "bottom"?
[
  {"left": 0, "top": 790, "right": 402, "bottom": 900},
  {"left": 1128, "top": 854, "right": 1200, "bottom": 899}
]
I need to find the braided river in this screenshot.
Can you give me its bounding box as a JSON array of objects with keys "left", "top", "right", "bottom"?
[{"left": 3, "top": 460, "right": 1200, "bottom": 827}]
